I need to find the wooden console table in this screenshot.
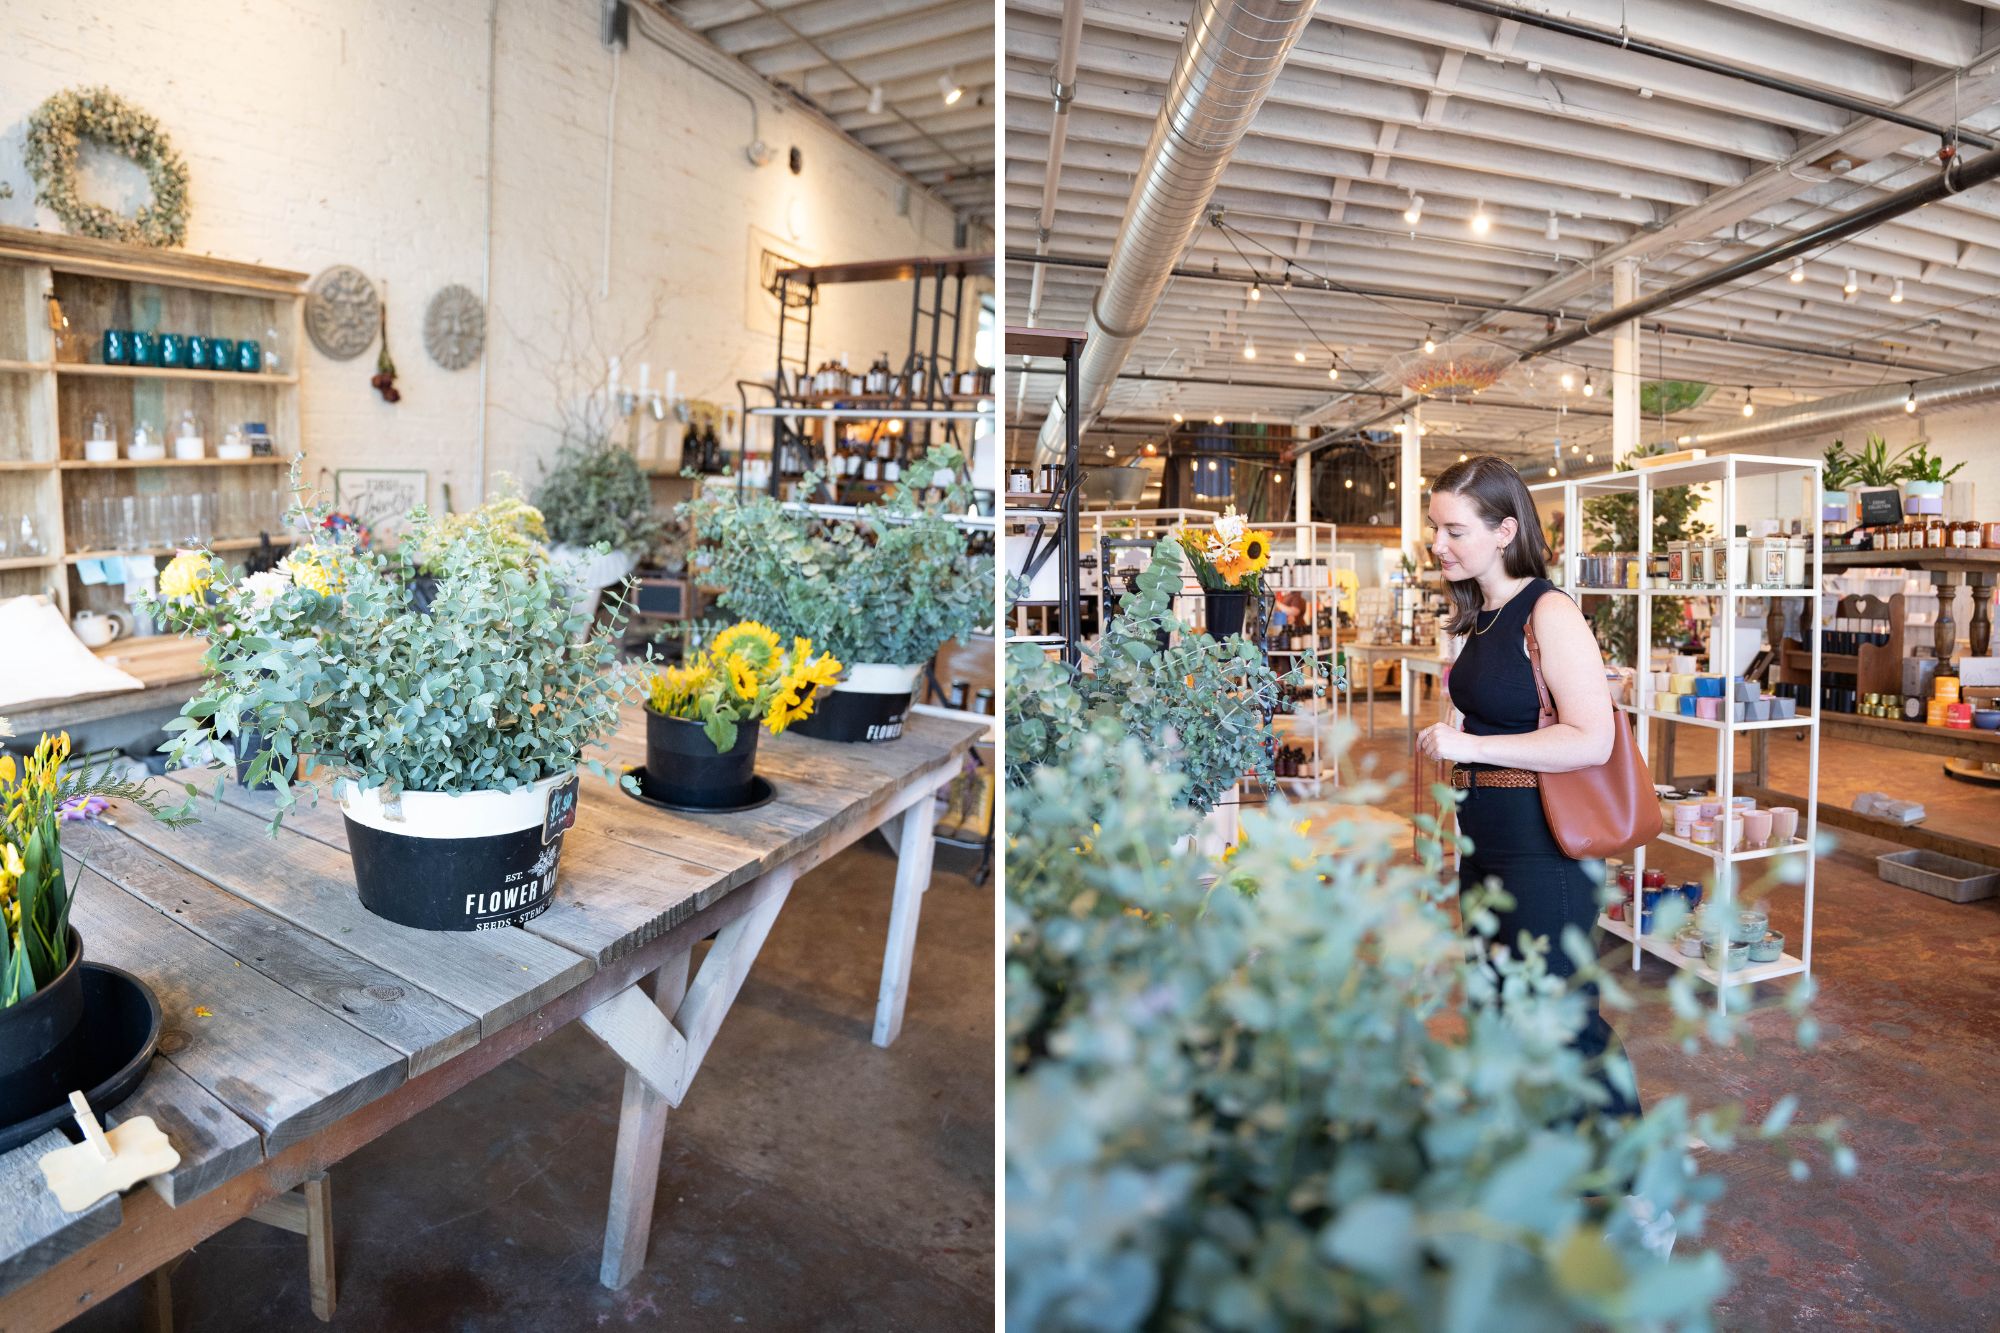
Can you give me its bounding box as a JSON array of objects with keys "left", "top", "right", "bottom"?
[{"left": 0, "top": 708, "right": 983, "bottom": 1328}]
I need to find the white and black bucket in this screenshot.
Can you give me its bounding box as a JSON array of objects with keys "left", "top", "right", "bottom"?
[
  {"left": 338, "top": 770, "right": 581, "bottom": 931},
  {"left": 789, "top": 662, "right": 921, "bottom": 744}
]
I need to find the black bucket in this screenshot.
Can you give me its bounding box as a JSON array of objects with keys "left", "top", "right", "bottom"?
[
  {"left": 788, "top": 664, "right": 919, "bottom": 744},
  {"left": 644, "top": 711, "right": 759, "bottom": 809},
  {"left": 0, "top": 928, "right": 83, "bottom": 1124},
  {"left": 1205, "top": 590, "right": 1248, "bottom": 638},
  {"left": 339, "top": 772, "right": 581, "bottom": 931}
]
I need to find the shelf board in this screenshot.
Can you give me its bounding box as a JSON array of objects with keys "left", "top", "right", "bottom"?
[
  {"left": 63, "top": 534, "right": 295, "bottom": 564},
  {"left": 1621, "top": 702, "right": 1815, "bottom": 732},
  {"left": 1599, "top": 914, "right": 1808, "bottom": 989},
  {"left": 55, "top": 363, "right": 297, "bottom": 385},
  {"left": 1557, "top": 583, "right": 1820, "bottom": 598},
  {"left": 0, "top": 460, "right": 56, "bottom": 471},
  {"left": 0, "top": 359, "right": 51, "bottom": 373},
  {"left": 1818, "top": 549, "right": 2000, "bottom": 570},
  {"left": 0, "top": 555, "right": 59, "bottom": 572},
  {"left": 1652, "top": 830, "right": 1812, "bottom": 864},
  {"left": 57, "top": 457, "right": 291, "bottom": 469}
]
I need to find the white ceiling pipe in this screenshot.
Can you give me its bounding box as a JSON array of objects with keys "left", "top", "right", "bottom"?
[
  {"left": 1036, "top": 0, "right": 1317, "bottom": 461},
  {"left": 1026, "top": 0, "right": 1085, "bottom": 331},
  {"left": 1676, "top": 362, "right": 2000, "bottom": 449}
]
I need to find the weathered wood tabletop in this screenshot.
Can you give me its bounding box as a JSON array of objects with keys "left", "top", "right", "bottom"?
[{"left": 0, "top": 707, "right": 984, "bottom": 1330}]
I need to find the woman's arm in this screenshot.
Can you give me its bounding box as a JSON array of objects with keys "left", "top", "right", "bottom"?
[{"left": 1418, "top": 593, "right": 1616, "bottom": 771}]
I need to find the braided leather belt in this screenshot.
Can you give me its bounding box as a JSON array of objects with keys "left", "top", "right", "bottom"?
[{"left": 1448, "top": 766, "right": 1540, "bottom": 790}]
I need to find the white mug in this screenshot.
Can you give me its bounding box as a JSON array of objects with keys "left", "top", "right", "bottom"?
[{"left": 72, "top": 610, "right": 124, "bottom": 648}]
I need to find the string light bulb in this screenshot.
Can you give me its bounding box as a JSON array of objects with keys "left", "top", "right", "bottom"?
[
  {"left": 1143, "top": 440, "right": 1158, "bottom": 456},
  {"left": 1560, "top": 371, "right": 1575, "bottom": 391},
  {"left": 1243, "top": 340, "right": 1257, "bottom": 360},
  {"left": 1247, "top": 282, "right": 1261, "bottom": 302},
  {"left": 1327, "top": 364, "right": 1339, "bottom": 382},
  {"left": 1294, "top": 348, "right": 1306, "bottom": 362},
  {"left": 1789, "top": 257, "right": 1805, "bottom": 283},
  {"left": 1212, "top": 412, "right": 1224, "bottom": 425},
  {"left": 1547, "top": 466, "right": 1558, "bottom": 476},
  {"left": 1344, "top": 477, "right": 1354, "bottom": 489},
  {"left": 1459, "top": 452, "right": 1468, "bottom": 462},
  {"left": 1891, "top": 277, "right": 1905, "bottom": 303},
  {"left": 1387, "top": 479, "right": 1396, "bottom": 490},
  {"left": 1905, "top": 382, "right": 1918, "bottom": 413},
  {"left": 1742, "top": 386, "right": 1755, "bottom": 417},
  {"left": 1172, "top": 411, "right": 1184, "bottom": 423},
  {"left": 1844, "top": 268, "right": 1859, "bottom": 295},
  {"left": 1585, "top": 451, "right": 1595, "bottom": 463},
  {"left": 1470, "top": 200, "right": 1491, "bottom": 235},
  {"left": 1581, "top": 373, "right": 1594, "bottom": 397},
  {"left": 1423, "top": 327, "right": 1437, "bottom": 354}
]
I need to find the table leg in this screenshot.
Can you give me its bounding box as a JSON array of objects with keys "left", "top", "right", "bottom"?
[
  {"left": 599, "top": 956, "right": 692, "bottom": 1291},
  {"left": 874, "top": 787, "right": 939, "bottom": 1048},
  {"left": 303, "top": 1174, "right": 336, "bottom": 1322}
]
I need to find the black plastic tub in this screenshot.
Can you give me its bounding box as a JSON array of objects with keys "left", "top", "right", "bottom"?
[
  {"left": 788, "top": 663, "right": 920, "bottom": 744},
  {"left": 644, "top": 711, "right": 759, "bottom": 809},
  {"left": 0, "top": 928, "right": 83, "bottom": 1125}
]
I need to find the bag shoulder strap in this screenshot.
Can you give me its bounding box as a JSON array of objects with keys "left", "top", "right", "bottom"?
[{"left": 1522, "top": 592, "right": 1559, "bottom": 729}]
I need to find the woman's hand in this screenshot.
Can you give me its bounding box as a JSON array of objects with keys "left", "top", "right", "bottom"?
[{"left": 1417, "top": 721, "right": 1484, "bottom": 764}]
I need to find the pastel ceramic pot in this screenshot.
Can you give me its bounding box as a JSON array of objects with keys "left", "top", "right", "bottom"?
[
  {"left": 1728, "top": 907, "right": 1770, "bottom": 944},
  {"left": 1770, "top": 806, "right": 1799, "bottom": 844},
  {"left": 1749, "top": 931, "right": 1785, "bottom": 964},
  {"left": 1677, "top": 927, "right": 1706, "bottom": 958},
  {"left": 1743, "top": 809, "right": 1773, "bottom": 849},
  {"left": 1974, "top": 709, "right": 2000, "bottom": 731}
]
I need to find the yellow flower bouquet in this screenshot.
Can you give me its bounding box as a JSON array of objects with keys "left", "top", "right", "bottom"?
[
  {"left": 1174, "top": 505, "right": 1274, "bottom": 592},
  {"left": 638, "top": 622, "right": 842, "bottom": 808}
]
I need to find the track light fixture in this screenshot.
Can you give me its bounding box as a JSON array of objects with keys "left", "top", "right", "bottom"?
[
  {"left": 939, "top": 72, "right": 963, "bottom": 105},
  {"left": 1403, "top": 193, "right": 1424, "bottom": 226},
  {"left": 1545, "top": 211, "right": 1559, "bottom": 241},
  {"left": 1789, "top": 257, "right": 1805, "bottom": 283},
  {"left": 1844, "top": 268, "right": 1859, "bottom": 295},
  {"left": 866, "top": 85, "right": 884, "bottom": 115},
  {"left": 1891, "top": 277, "right": 1905, "bottom": 303},
  {"left": 1470, "top": 200, "right": 1491, "bottom": 235}
]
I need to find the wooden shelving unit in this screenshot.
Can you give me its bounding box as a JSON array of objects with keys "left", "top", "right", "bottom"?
[{"left": 0, "top": 225, "right": 306, "bottom": 624}]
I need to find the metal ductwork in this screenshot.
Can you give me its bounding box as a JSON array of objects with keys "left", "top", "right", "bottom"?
[
  {"left": 1035, "top": 0, "right": 1316, "bottom": 460},
  {"left": 1679, "top": 363, "right": 2000, "bottom": 449}
]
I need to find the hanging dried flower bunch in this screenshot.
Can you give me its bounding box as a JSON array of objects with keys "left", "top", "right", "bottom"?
[
  {"left": 370, "top": 303, "right": 401, "bottom": 403},
  {"left": 23, "top": 87, "right": 190, "bottom": 247}
]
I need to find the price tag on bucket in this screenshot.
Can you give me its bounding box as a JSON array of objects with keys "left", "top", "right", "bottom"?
[{"left": 543, "top": 774, "right": 580, "bottom": 845}]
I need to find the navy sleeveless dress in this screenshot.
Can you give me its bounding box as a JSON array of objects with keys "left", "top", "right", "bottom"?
[{"left": 1447, "top": 577, "right": 1640, "bottom": 1119}]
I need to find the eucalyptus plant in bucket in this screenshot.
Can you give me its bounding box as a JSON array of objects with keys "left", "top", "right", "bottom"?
[
  {"left": 533, "top": 438, "right": 662, "bottom": 628},
  {"left": 635, "top": 621, "right": 843, "bottom": 810},
  {"left": 145, "top": 491, "right": 634, "bottom": 932},
  {"left": 683, "top": 446, "right": 992, "bottom": 743}
]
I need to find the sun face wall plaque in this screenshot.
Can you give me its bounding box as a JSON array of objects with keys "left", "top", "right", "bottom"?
[
  {"left": 423, "top": 284, "right": 486, "bottom": 371},
  {"left": 306, "top": 265, "right": 382, "bottom": 360}
]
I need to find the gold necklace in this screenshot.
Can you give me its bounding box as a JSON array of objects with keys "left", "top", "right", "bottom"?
[{"left": 1469, "top": 578, "right": 1531, "bottom": 635}]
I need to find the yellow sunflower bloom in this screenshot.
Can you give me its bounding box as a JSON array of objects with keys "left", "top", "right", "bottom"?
[
  {"left": 1240, "top": 531, "right": 1274, "bottom": 575},
  {"left": 712, "top": 621, "right": 781, "bottom": 672},
  {"left": 158, "top": 551, "right": 214, "bottom": 601},
  {"left": 725, "top": 653, "right": 761, "bottom": 700}
]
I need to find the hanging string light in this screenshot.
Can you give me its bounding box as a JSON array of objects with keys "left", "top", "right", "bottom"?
[
  {"left": 1789, "top": 257, "right": 1806, "bottom": 283},
  {"left": 1742, "top": 386, "right": 1755, "bottom": 417},
  {"left": 1247, "top": 282, "right": 1262, "bottom": 302},
  {"left": 1844, "top": 268, "right": 1859, "bottom": 295},
  {"left": 1470, "top": 199, "right": 1491, "bottom": 235},
  {"left": 1423, "top": 327, "right": 1437, "bottom": 354},
  {"left": 1581, "top": 373, "right": 1594, "bottom": 397},
  {"left": 1905, "top": 382, "right": 1918, "bottom": 413},
  {"left": 1242, "top": 340, "right": 1257, "bottom": 360}
]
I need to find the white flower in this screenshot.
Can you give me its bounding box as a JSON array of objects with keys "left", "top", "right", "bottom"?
[
  {"left": 1213, "top": 507, "right": 1247, "bottom": 546},
  {"left": 239, "top": 569, "right": 292, "bottom": 610}
]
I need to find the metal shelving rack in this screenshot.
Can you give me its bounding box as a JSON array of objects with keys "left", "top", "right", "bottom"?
[
  {"left": 1533, "top": 453, "right": 1824, "bottom": 1012},
  {"left": 1002, "top": 326, "right": 1084, "bottom": 666},
  {"left": 754, "top": 254, "right": 995, "bottom": 500}
]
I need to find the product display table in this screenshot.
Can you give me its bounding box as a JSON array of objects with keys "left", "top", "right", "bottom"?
[
  {"left": 1342, "top": 640, "right": 1452, "bottom": 738},
  {"left": 0, "top": 707, "right": 983, "bottom": 1328}
]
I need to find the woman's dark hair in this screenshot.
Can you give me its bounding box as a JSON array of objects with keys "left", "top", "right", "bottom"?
[{"left": 1428, "top": 453, "right": 1552, "bottom": 635}]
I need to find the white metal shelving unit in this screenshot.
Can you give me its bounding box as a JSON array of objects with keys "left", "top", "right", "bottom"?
[{"left": 1532, "top": 452, "right": 1823, "bottom": 1012}]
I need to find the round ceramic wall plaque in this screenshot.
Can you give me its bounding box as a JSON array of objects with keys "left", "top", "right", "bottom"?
[
  {"left": 306, "top": 265, "right": 382, "bottom": 360},
  {"left": 423, "top": 284, "right": 486, "bottom": 371}
]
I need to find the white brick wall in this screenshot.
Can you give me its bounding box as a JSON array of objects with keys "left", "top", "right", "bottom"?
[{"left": 0, "top": 0, "right": 989, "bottom": 503}]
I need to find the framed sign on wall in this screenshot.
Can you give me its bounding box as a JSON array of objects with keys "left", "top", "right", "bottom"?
[{"left": 336, "top": 469, "right": 428, "bottom": 540}]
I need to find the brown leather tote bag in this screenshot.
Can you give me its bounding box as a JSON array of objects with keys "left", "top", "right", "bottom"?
[{"left": 1523, "top": 618, "right": 1662, "bottom": 860}]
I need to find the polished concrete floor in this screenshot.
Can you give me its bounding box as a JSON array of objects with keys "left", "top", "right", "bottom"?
[
  {"left": 1342, "top": 689, "right": 2000, "bottom": 1330},
  {"left": 69, "top": 838, "right": 995, "bottom": 1332}
]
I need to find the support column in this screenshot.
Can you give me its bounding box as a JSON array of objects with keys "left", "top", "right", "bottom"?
[
  {"left": 1399, "top": 399, "right": 1421, "bottom": 722},
  {"left": 1294, "top": 444, "right": 1312, "bottom": 558},
  {"left": 1612, "top": 258, "right": 1639, "bottom": 465}
]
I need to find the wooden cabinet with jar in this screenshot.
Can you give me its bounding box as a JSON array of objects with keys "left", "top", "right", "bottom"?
[{"left": 0, "top": 225, "right": 303, "bottom": 634}]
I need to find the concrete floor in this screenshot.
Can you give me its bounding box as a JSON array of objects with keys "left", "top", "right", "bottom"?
[
  {"left": 70, "top": 838, "right": 995, "bottom": 1332},
  {"left": 1344, "top": 687, "right": 2000, "bottom": 1330}
]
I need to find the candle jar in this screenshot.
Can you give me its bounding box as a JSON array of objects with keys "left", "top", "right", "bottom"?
[
  {"left": 158, "top": 332, "right": 185, "bottom": 370},
  {"left": 208, "top": 337, "right": 235, "bottom": 372},
  {"left": 129, "top": 330, "right": 156, "bottom": 367},
  {"left": 235, "top": 339, "right": 262, "bottom": 374},
  {"left": 101, "top": 328, "right": 131, "bottom": 366}
]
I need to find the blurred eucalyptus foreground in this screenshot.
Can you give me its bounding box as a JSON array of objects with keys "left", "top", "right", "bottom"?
[{"left": 1004, "top": 578, "right": 1850, "bottom": 1332}]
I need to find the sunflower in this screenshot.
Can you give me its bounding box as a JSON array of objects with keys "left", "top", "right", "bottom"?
[
  {"left": 712, "top": 621, "right": 781, "bottom": 672},
  {"left": 724, "top": 652, "right": 761, "bottom": 701},
  {"left": 764, "top": 649, "right": 844, "bottom": 734},
  {"left": 1239, "top": 530, "right": 1274, "bottom": 575}
]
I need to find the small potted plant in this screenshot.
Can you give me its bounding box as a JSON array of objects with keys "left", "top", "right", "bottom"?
[
  {"left": 145, "top": 489, "right": 632, "bottom": 932},
  {"left": 0, "top": 726, "right": 190, "bottom": 1123},
  {"left": 637, "top": 622, "right": 843, "bottom": 809},
  {"left": 1174, "top": 506, "right": 1274, "bottom": 638},
  {"left": 1894, "top": 439, "right": 1963, "bottom": 516},
  {"left": 1820, "top": 440, "right": 1857, "bottom": 519},
  {"left": 533, "top": 438, "right": 662, "bottom": 626},
  {"left": 684, "top": 446, "right": 992, "bottom": 743}
]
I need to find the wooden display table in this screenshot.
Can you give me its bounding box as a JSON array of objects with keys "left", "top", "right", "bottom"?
[{"left": 0, "top": 708, "right": 983, "bottom": 1328}]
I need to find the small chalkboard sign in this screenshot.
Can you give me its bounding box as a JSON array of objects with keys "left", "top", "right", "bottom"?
[
  {"left": 1857, "top": 487, "right": 1904, "bottom": 525},
  {"left": 543, "top": 774, "right": 581, "bottom": 844}
]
